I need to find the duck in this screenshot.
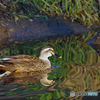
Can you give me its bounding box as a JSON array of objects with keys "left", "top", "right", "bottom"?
[{"left": 0, "top": 46, "right": 62, "bottom": 86}]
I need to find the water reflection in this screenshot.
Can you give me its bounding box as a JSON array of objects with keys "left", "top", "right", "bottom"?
[
  {"left": 1, "top": 68, "right": 52, "bottom": 86},
  {"left": 88, "top": 32, "right": 100, "bottom": 56},
  {"left": 0, "top": 32, "right": 100, "bottom": 99},
  {"left": 0, "top": 68, "right": 58, "bottom": 99},
  {"left": 61, "top": 64, "right": 100, "bottom": 92}
]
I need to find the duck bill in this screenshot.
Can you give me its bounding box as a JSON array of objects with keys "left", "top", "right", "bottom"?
[{"left": 54, "top": 54, "right": 62, "bottom": 58}]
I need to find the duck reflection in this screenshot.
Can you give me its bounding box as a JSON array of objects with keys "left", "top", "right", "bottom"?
[{"left": 0, "top": 68, "right": 54, "bottom": 86}]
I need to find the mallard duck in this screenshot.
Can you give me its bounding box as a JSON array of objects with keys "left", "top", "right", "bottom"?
[{"left": 0, "top": 46, "right": 62, "bottom": 86}]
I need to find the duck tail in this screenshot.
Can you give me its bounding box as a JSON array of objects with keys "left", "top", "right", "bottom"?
[
  {"left": 0, "top": 58, "right": 12, "bottom": 68},
  {"left": 0, "top": 64, "right": 7, "bottom": 78}
]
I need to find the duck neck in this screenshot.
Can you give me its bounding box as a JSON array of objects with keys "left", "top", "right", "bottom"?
[
  {"left": 39, "top": 56, "right": 51, "bottom": 68},
  {"left": 39, "top": 55, "right": 49, "bottom": 61}
]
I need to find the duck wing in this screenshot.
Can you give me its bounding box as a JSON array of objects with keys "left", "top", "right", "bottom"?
[
  {"left": 2, "top": 55, "right": 39, "bottom": 63},
  {"left": 0, "top": 55, "right": 47, "bottom": 72}
]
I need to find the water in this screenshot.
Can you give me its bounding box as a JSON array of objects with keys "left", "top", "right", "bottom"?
[
  {"left": 0, "top": 32, "right": 100, "bottom": 100},
  {"left": 88, "top": 32, "right": 100, "bottom": 56}
]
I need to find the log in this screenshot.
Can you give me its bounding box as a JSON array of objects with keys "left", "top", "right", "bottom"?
[{"left": 0, "top": 16, "right": 100, "bottom": 46}]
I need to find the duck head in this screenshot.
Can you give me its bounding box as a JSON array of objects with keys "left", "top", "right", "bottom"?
[{"left": 39, "top": 46, "right": 62, "bottom": 60}]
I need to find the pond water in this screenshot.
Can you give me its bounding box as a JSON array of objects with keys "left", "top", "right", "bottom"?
[{"left": 0, "top": 31, "right": 100, "bottom": 100}]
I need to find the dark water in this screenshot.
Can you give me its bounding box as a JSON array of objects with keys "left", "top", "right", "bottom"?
[{"left": 0, "top": 32, "right": 100, "bottom": 100}]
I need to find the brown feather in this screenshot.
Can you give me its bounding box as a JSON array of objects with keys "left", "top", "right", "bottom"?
[{"left": 0, "top": 55, "right": 47, "bottom": 72}]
